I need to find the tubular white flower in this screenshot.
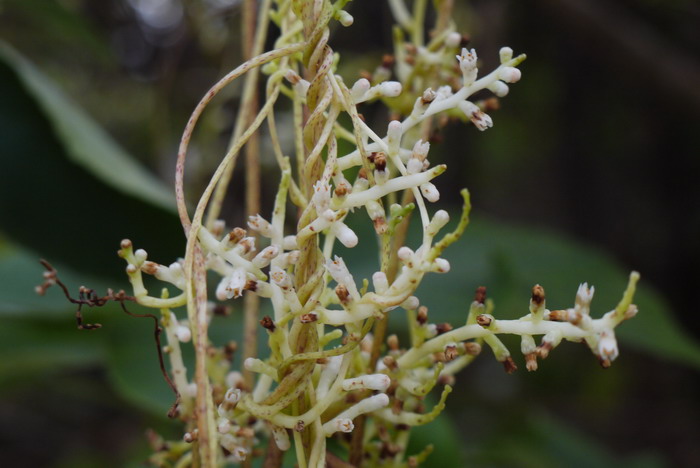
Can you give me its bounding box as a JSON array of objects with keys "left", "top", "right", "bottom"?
[
  {"left": 488, "top": 80, "right": 509, "bottom": 97},
  {"left": 499, "top": 66, "right": 522, "bottom": 83},
  {"left": 378, "top": 81, "right": 402, "bottom": 97},
  {"left": 387, "top": 120, "right": 402, "bottom": 156},
  {"left": 248, "top": 214, "right": 274, "bottom": 237},
  {"left": 412, "top": 139, "right": 430, "bottom": 160},
  {"left": 407, "top": 157, "right": 424, "bottom": 174},
  {"left": 343, "top": 374, "right": 391, "bottom": 392},
  {"left": 351, "top": 78, "right": 371, "bottom": 101},
  {"left": 372, "top": 271, "right": 389, "bottom": 294},
  {"left": 322, "top": 394, "right": 390, "bottom": 436},
  {"left": 271, "top": 425, "right": 291, "bottom": 451},
  {"left": 270, "top": 266, "right": 293, "bottom": 290},
  {"left": 430, "top": 258, "right": 450, "bottom": 273},
  {"left": 330, "top": 221, "right": 358, "bottom": 248},
  {"left": 499, "top": 46, "right": 514, "bottom": 63},
  {"left": 420, "top": 182, "right": 440, "bottom": 202},
  {"left": 252, "top": 245, "right": 280, "bottom": 268},
  {"left": 427, "top": 210, "right": 449, "bottom": 237},
  {"left": 326, "top": 257, "right": 360, "bottom": 299},
  {"left": 598, "top": 330, "right": 619, "bottom": 361},
  {"left": 312, "top": 181, "right": 331, "bottom": 213},
  {"left": 401, "top": 295, "right": 419, "bottom": 310},
  {"left": 457, "top": 48, "right": 478, "bottom": 86},
  {"left": 459, "top": 101, "right": 493, "bottom": 131}
]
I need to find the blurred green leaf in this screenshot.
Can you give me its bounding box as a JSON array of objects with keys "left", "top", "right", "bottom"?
[
  {"left": 465, "top": 410, "right": 665, "bottom": 468},
  {"left": 0, "top": 42, "right": 184, "bottom": 279},
  {"left": 408, "top": 408, "right": 468, "bottom": 467}
]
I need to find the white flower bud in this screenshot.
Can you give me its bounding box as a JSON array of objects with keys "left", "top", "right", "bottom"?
[
  {"left": 401, "top": 296, "right": 419, "bottom": 310},
  {"left": 499, "top": 66, "right": 521, "bottom": 83},
  {"left": 431, "top": 258, "right": 450, "bottom": 273},
  {"left": 420, "top": 182, "right": 440, "bottom": 202},
  {"left": 175, "top": 325, "right": 192, "bottom": 343},
  {"left": 407, "top": 157, "right": 424, "bottom": 174},
  {"left": 598, "top": 331, "right": 619, "bottom": 362},
  {"left": 372, "top": 271, "right": 389, "bottom": 294},
  {"left": 230, "top": 446, "right": 248, "bottom": 463},
  {"left": 218, "top": 418, "right": 231, "bottom": 434},
  {"left": 343, "top": 374, "right": 391, "bottom": 392},
  {"left": 427, "top": 210, "right": 450, "bottom": 235},
  {"left": 282, "top": 235, "right": 297, "bottom": 250},
  {"left": 488, "top": 80, "right": 509, "bottom": 97},
  {"left": 379, "top": 81, "right": 402, "bottom": 97},
  {"left": 331, "top": 222, "right": 358, "bottom": 248},
  {"left": 252, "top": 245, "right": 280, "bottom": 268},
  {"left": 499, "top": 46, "right": 514, "bottom": 63},
  {"left": 521, "top": 335, "right": 537, "bottom": 355},
  {"left": 271, "top": 425, "right": 291, "bottom": 451},
  {"left": 337, "top": 10, "right": 353, "bottom": 26},
  {"left": 426, "top": 323, "right": 438, "bottom": 338},
  {"left": 323, "top": 394, "right": 389, "bottom": 435},
  {"left": 247, "top": 214, "right": 274, "bottom": 237},
  {"left": 397, "top": 246, "right": 414, "bottom": 262},
  {"left": 351, "top": 78, "right": 370, "bottom": 101},
  {"left": 445, "top": 32, "right": 462, "bottom": 48},
  {"left": 294, "top": 79, "right": 310, "bottom": 97},
  {"left": 134, "top": 249, "right": 147, "bottom": 265}
]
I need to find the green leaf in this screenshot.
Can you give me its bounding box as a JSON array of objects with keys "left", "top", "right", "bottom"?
[{"left": 0, "top": 42, "right": 184, "bottom": 279}]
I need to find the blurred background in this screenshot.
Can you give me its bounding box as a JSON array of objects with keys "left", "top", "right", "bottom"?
[{"left": 0, "top": 0, "right": 699, "bottom": 466}]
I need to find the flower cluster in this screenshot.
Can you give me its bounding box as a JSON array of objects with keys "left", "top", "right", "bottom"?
[{"left": 93, "top": 0, "right": 641, "bottom": 466}]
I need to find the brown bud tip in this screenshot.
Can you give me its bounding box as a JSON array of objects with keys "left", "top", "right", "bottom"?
[
  {"left": 461, "top": 34, "right": 471, "bottom": 46},
  {"left": 300, "top": 313, "right": 318, "bottom": 323},
  {"left": 387, "top": 334, "right": 399, "bottom": 351},
  {"left": 228, "top": 227, "right": 247, "bottom": 244},
  {"left": 436, "top": 323, "right": 453, "bottom": 335},
  {"left": 260, "top": 315, "right": 276, "bottom": 331},
  {"left": 444, "top": 345, "right": 458, "bottom": 361},
  {"left": 474, "top": 286, "right": 487, "bottom": 304},
  {"left": 141, "top": 261, "right": 159, "bottom": 275},
  {"left": 482, "top": 97, "right": 500, "bottom": 112},
  {"left": 120, "top": 239, "right": 132, "bottom": 249},
  {"left": 213, "top": 304, "right": 230, "bottom": 316},
  {"left": 531, "top": 285, "right": 545, "bottom": 306},
  {"left": 244, "top": 279, "right": 258, "bottom": 292},
  {"left": 183, "top": 430, "right": 198, "bottom": 443},
  {"left": 391, "top": 398, "right": 404, "bottom": 415},
  {"left": 358, "top": 167, "right": 368, "bottom": 179},
  {"left": 335, "top": 284, "right": 350, "bottom": 304},
  {"left": 416, "top": 306, "right": 428, "bottom": 324},
  {"left": 599, "top": 357, "right": 612, "bottom": 369},
  {"left": 294, "top": 420, "right": 305, "bottom": 432},
  {"left": 383, "top": 355, "right": 398, "bottom": 370},
  {"left": 372, "top": 152, "right": 387, "bottom": 172},
  {"left": 536, "top": 341, "right": 553, "bottom": 359},
  {"left": 476, "top": 314, "right": 492, "bottom": 327},
  {"left": 549, "top": 310, "right": 566, "bottom": 322},
  {"left": 464, "top": 341, "right": 481, "bottom": 356},
  {"left": 381, "top": 54, "right": 395, "bottom": 68},
  {"left": 438, "top": 374, "right": 456, "bottom": 386},
  {"left": 334, "top": 184, "right": 349, "bottom": 197},
  {"left": 525, "top": 353, "right": 538, "bottom": 372},
  {"left": 360, "top": 70, "right": 372, "bottom": 81},
  {"left": 502, "top": 356, "right": 517, "bottom": 374}
]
